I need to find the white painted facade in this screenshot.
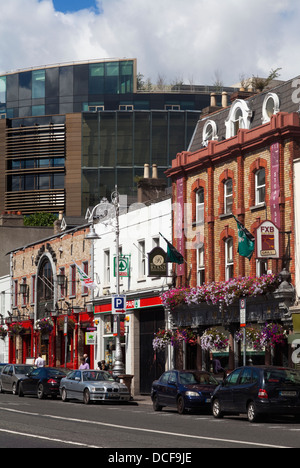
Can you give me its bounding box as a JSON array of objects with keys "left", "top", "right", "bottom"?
[{"left": 91, "top": 197, "right": 172, "bottom": 393}]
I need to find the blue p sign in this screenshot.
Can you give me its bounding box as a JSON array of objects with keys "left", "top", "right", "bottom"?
[{"left": 112, "top": 294, "right": 126, "bottom": 314}]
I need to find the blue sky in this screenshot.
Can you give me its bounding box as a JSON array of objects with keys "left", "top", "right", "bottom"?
[{"left": 52, "top": 0, "right": 98, "bottom": 13}]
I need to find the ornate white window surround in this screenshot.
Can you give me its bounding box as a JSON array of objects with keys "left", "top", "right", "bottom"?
[
  {"left": 202, "top": 119, "right": 218, "bottom": 146},
  {"left": 225, "top": 99, "right": 252, "bottom": 139},
  {"left": 262, "top": 92, "right": 280, "bottom": 124}
]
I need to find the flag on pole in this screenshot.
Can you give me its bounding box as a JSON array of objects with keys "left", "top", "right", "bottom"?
[
  {"left": 159, "top": 233, "right": 184, "bottom": 265},
  {"left": 233, "top": 216, "right": 255, "bottom": 261},
  {"left": 73, "top": 261, "right": 97, "bottom": 290}
]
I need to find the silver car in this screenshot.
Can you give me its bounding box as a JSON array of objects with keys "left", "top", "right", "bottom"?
[
  {"left": 0, "top": 364, "right": 35, "bottom": 395},
  {"left": 60, "top": 370, "right": 131, "bottom": 404}
]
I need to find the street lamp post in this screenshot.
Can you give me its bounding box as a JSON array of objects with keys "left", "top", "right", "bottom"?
[
  {"left": 111, "top": 187, "right": 125, "bottom": 376},
  {"left": 87, "top": 186, "right": 125, "bottom": 376}
]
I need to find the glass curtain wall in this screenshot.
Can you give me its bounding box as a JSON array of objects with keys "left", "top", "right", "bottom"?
[{"left": 81, "top": 110, "right": 201, "bottom": 212}]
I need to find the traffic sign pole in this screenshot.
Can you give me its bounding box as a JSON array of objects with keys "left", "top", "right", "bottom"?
[{"left": 240, "top": 299, "right": 247, "bottom": 366}]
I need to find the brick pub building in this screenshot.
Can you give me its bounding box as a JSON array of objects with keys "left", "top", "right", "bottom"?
[{"left": 166, "top": 77, "right": 300, "bottom": 371}]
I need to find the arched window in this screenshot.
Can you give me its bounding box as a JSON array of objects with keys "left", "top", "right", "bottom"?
[
  {"left": 255, "top": 168, "right": 265, "bottom": 205},
  {"left": 202, "top": 120, "right": 218, "bottom": 146},
  {"left": 225, "top": 237, "right": 234, "bottom": 280},
  {"left": 262, "top": 92, "right": 280, "bottom": 124},
  {"left": 225, "top": 99, "right": 252, "bottom": 138},
  {"left": 224, "top": 179, "right": 233, "bottom": 214},
  {"left": 37, "top": 256, "right": 54, "bottom": 319},
  {"left": 196, "top": 187, "right": 204, "bottom": 224}
]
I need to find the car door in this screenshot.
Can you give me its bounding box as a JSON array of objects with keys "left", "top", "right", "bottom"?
[
  {"left": 1, "top": 365, "right": 11, "bottom": 391},
  {"left": 23, "top": 368, "right": 42, "bottom": 394},
  {"left": 156, "top": 372, "right": 171, "bottom": 406},
  {"left": 164, "top": 371, "right": 178, "bottom": 407},
  {"left": 232, "top": 367, "right": 254, "bottom": 412},
  {"left": 217, "top": 368, "right": 242, "bottom": 412}
]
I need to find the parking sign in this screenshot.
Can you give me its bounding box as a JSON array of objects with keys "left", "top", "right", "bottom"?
[{"left": 112, "top": 294, "right": 126, "bottom": 314}]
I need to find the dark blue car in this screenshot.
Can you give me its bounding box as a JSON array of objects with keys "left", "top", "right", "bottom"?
[
  {"left": 151, "top": 370, "right": 219, "bottom": 414},
  {"left": 212, "top": 366, "right": 300, "bottom": 423}
]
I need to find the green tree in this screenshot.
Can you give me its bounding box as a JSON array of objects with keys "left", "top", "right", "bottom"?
[{"left": 23, "top": 212, "right": 58, "bottom": 227}]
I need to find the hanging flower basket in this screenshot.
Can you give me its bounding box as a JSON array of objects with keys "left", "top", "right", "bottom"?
[
  {"left": 152, "top": 328, "right": 197, "bottom": 351},
  {"left": 161, "top": 274, "right": 280, "bottom": 311},
  {"left": 200, "top": 328, "right": 229, "bottom": 351},
  {"left": 235, "top": 323, "right": 287, "bottom": 350},
  {"left": 235, "top": 326, "right": 263, "bottom": 350},
  {"left": 9, "top": 322, "right": 25, "bottom": 336},
  {"left": 57, "top": 316, "right": 76, "bottom": 332},
  {"left": 35, "top": 317, "right": 54, "bottom": 335},
  {"left": 0, "top": 325, "right": 7, "bottom": 340}
]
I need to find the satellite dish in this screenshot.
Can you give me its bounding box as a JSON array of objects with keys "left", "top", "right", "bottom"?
[{"left": 89, "top": 198, "right": 115, "bottom": 224}]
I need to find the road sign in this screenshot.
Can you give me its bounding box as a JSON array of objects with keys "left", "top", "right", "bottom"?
[
  {"left": 112, "top": 294, "right": 127, "bottom": 314},
  {"left": 113, "top": 255, "right": 130, "bottom": 277},
  {"left": 240, "top": 298, "right": 246, "bottom": 328}
]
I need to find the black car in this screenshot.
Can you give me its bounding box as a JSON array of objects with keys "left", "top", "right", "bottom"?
[
  {"left": 212, "top": 366, "right": 300, "bottom": 423},
  {"left": 151, "top": 370, "right": 219, "bottom": 414},
  {"left": 18, "top": 367, "right": 67, "bottom": 399}
]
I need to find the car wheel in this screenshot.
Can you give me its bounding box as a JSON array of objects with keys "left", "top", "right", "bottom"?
[
  {"left": 12, "top": 382, "right": 17, "bottom": 395},
  {"left": 37, "top": 383, "right": 45, "bottom": 399},
  {"left": 0, "top": 382, "right": 3, "bottom": 393},
  {"left": 177, "top": 396, "right": 186, "bottom": 415},
  {"left": 152, "top": 394, "right": 163, "bottom": 412},
  {"left": 212, "top": 399, "right": 224, "bottom": 419},
  {"left": 61, "top": 388, "right": 68, "bottom": 402},
  {"left": 247, "top": 401, "right": 261, "bottom": 423},
  {"left": 83, "top": 388, "right": 91, "bottom": 405}
]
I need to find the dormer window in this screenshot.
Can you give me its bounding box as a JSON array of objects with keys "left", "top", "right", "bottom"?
[
  {"left": 202, "top": 120, "right": 218, "bottom": 146},
  {"left": 262, "top": 92, "right": 280, "bottom": 123},
  {"left": 225, "top": 99, "right": 252, "bottom": 138}
]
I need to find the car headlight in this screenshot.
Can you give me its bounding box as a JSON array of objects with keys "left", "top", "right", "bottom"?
[{"left": 185, "top": 391, "right": 200, "bottom": 397}]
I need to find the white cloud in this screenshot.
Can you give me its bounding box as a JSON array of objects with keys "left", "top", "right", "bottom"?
[{"left": 0, "top": 0, "right": 300, "bottom": 85}]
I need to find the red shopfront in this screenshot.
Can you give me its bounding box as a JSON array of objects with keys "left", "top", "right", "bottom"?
[{"left": 8, "top": 311, "right": 94, "bottom": 369}]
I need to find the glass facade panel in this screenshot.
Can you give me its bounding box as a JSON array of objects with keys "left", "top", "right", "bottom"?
[
  {"left": 99, "top": 112, "right": 116, "bottom": 167},
  {"left": 152, "top": 112, "right": 168, "bottom": 166},
  {"left": 0, "top": 76, "right": 6, "bottom": 106},
  {"left": 59, "top": 66, "right": 73, "bottom": 97},
  {"left": 74, "top": 64, "right": 89, "bottom": 96},
  {"left": 117, "top": 112, "right": 133, "bottom": 166},
  {"left": 82, "top": 168, "right": 100, "bottom": 208},
  {"left": 134, "top": 113, "right": 150, "bottom": 165},
  {"left": 32, "top": 105, "right": 45, "bottom": 116},
  {"left": 82, "top": 113, "right": 99, "bottom": 167},
  {"left": 169, "top": 112, "right": 185, "bottom": 161},
  {"left": 32, "top": 70, "right": 45, "bottom": 99},
  {"left": 45, "top": 67, "right": 59, "bottom": 98},
  {"left": 89, "top": 63, "right": 105, "bottom": 95},
  {"left": 19, "top": 71, "right": 32, "bottom": 101},
  {"left": 6, "top": 74, "right": 19, "bottom": 102},
  {"left": 105, "top": 62, "right": 119, "bottom": 94},
  {"left": 120, "top": 61, "right": 133, "bottom": 94}
]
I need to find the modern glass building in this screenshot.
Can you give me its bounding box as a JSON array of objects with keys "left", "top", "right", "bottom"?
[{"left": 0, "top": 58, "right": 231, "bottom": 216}]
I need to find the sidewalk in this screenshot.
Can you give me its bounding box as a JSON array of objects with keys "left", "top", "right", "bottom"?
[{"left": 132, "top": 395, "right": 153, "bottom": 405}]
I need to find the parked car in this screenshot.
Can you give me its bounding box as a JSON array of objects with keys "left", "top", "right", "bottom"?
[
  {"left": 212, "top": 366, "right": 300, "bottom": 423},
  {"left": 18, "top": 367, "right": 67, "bottom": 399},
  {"left": 151, "top": 370, "right": 219, "bottom": 414},
  {"left": 60, "top": 370, "right": 131, "bottom": 404},
  {"left": 0, "top": 364, "right": 8, "bottom": 374},
  {"left": 0, "top": 364, "right": 35, "bottom": 395}
]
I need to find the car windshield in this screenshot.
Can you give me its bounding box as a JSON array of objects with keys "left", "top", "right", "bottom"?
[
  {"left": 82, "top": 371, "right": 115, "bottom": 382},
  {"left": 264, "top": 369, "right": 300, "bottom": 385},
  {"left": 15, "top": 366, "right": 34, "bottom": 374},
  {"left": 179, "top": 372, "right": 218, "bottom": 385}
]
